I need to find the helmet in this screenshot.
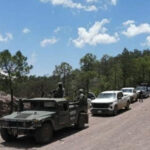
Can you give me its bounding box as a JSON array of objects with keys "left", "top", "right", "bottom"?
[
  {"left": 58, "top": 82, "right": 63, "bottom": 85},
  {"left": 79, "top": 89, "right": 84, "bottom": 93}
]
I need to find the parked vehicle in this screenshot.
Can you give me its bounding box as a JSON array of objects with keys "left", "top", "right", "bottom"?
[
  {"left": 87, "top": 92, "right": 96, "bottom": 107},
  {"left": 148, "top": 86, "right": 150, "bottom": 96},
  {"left": 0, "top": 98, "right": 88, "bottom": 144},
  {"left": 91, "top": 91, "right": 130, "bottom": 116},
  {"left": 121, "top": 87, "right": 138, "bottom": 102},
  {"left": 136, "top": 86, "right": 149, "bottom": 98}
]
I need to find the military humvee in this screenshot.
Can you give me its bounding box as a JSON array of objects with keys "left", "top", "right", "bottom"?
[{"left": 0, "top": 98, "right": 88, "bottom": 144}]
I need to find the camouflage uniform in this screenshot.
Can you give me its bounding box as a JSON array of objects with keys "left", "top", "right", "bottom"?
[
  {"left": 54, "top": 82, "right": 65, "bottom": 98},
  {"left": 139, "top": 91, "right": 143, "bottom": 102},
  {"left": 78, "top": 89, "right": 88, "bottom": 113}
]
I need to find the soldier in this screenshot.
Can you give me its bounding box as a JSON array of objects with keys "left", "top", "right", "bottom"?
[
  {"left": 54, "top": 82, "right": 65, "bottom": 98},
  {"left": 139, "top": 90, "right": 143, "bottom": 103},
  {"left": 78, "top": 89, "right": 88, "bottom": 112}
]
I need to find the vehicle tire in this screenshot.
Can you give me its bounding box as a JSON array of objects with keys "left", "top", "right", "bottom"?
[
  {"left": 1, "top": 128, "right": 17, "bottom": 142},
  {"left": 125, "top": 101, "right": 130, "bottom": 110},
  {"left": 113, "top": 106, "right": 118, "bottom": 116},
  {"left": 75, "top": 113, "right": 85, "bottom": 129},
  {"left": 130, "top": 97, "right": 133, "bottom": 103},
  {"left": 135, "top": 97, "right": 138, "bottom": 102},
  {"left": 34, "top": 123, "right": 53, "bottom": 144},
  {"left": 91, "top": 113, "right": 96, "bottom": 116}
]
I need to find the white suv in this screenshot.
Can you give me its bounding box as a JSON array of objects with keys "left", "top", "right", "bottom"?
[
  {"left": 121, "top": 87, "right": 138, "bottom": 102},
  {"left": 91, "top": 91, "right": 130, "bottom": 116}
]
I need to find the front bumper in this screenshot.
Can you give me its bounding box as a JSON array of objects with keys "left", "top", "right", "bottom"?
[
  {"left": 0, "top": 120, "right": 40, "bottom": 130},
  {"left": 91, "top": 108, "right": 113, "bottom": 115}
]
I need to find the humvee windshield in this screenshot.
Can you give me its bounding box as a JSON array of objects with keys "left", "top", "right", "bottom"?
[{"left": 22, "top": 100, "right": 56, "bottom": 111}]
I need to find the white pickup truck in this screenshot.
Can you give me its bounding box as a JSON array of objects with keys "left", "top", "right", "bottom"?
[
  {"left": 121, "top": 87, "right": 138, "bottom": 102},
  {"left": 91, "top": 91, "right": 130, "bottom": 116}
]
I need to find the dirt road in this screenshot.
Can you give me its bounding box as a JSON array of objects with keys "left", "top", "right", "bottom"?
[{"left": 0, "top": 98, "right": 150, "bottom": 150}]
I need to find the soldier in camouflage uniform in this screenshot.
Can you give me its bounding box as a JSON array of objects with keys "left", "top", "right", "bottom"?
[
  {"left": 78, "top": 89, "right": 88, "bottom": 113},
  {"left": 54, "top": 82, "right": 65, "bottom": 98}
]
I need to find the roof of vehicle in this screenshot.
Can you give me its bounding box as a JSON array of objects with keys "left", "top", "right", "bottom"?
[
  {"left": 122, "top": 87, "right": 135, "bottom": 90},
  {"left": 136, "top": 85, "right": 146, "bottom": 87},
  {"left": 101, "top": 91, "right": 121, "bottom": 94},
  {"left": 22, "top": 97, "right": 67, "bottom": 103}
]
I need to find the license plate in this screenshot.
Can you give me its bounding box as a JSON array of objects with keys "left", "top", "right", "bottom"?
[{"left": 97, "top": 110, "right": 102, "bottom": 114}]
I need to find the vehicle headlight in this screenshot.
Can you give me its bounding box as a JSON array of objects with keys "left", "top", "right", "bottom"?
[
  {"left": 32, "top": 119, "right": 41, "bottom": 127},
  {"left": 109, "top": 103, "right": 113, "bottom": 108},
  {"left": 33, "top": 119, "right": 38, "bottom": 123}
]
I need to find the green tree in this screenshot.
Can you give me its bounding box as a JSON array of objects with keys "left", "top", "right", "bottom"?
[
  {"left": 80, "top": 53, "right": 97, "bottom": 93},
  {"left": 0, "top": 50, "right": 32, "bottom": 112},
  {"left": 53, "top": 62, "right": 72, "bottom": 96}
]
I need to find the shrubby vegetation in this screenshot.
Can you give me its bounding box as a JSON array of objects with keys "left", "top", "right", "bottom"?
[{"left": 0, "top": 48, "right": 150, "bottom": 99}]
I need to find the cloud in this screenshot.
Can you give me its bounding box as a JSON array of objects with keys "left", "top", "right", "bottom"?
[
  {"left": 54, "top": 27, "right": 61, "bottom": 33},
  {"left": 40, "top": 0, "right": 97, "bottom": 11},
  {"left": 0, "top": 33, "right": 13, "bottom": 43},
  {"left": 73, "top": 19, "right": 119, "bottom": 48},
  {"left": 111, "top": 0, "right": 117, "bottom": 6},
  {"left": 28, "top": 52, "right": 37, "bottom": 65},
  {"left": 86, "top": 0, "right": 98, "bottom": 3},
  {"left": 22, "top": 28, "right": 31, "bottom": 34},
  {"left": 142, "top": 36, "right": 150, "bottom": 47},
  {"left": 123, "top": 20, "right": 135, "bottom": 26},
  {"left": 40, "top": 37, "right": 58, "bottom": 47},
  {"left": 122, "top": 21, "right": 150, "bottom": 37}
]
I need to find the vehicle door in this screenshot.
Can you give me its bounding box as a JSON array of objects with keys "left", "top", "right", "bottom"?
[
  {"left": 58, "top": 102, "right": 70, "bottom": 128},
  {"left": 117, "top": 92, "right": 124, "bottom": 109}
]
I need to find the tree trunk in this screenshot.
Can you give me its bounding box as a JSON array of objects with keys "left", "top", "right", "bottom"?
[
  {"left": 9, "top": 79, "right": 13, "bottom": 114},
  {"left": 86, "top": 78, "right": 89, "bottom": 96},
  {"left": 114, "top": 67, "right": 117, "bottom": 90},
  {"left": 142, "top": 67, "right": 145, "bottom": 82}
]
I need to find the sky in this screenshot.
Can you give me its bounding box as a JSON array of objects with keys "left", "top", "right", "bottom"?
[{"left": 0, "top": 0, "right": 150, "bottom": 76}]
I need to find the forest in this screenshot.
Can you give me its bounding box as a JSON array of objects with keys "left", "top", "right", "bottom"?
[{"left": 0, "top": 48, "right": 150, "bottom": 99}]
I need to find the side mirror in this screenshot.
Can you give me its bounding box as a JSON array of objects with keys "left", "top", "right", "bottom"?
[{"left": 91, "top": 96, "right": 95, "bottom": 100}]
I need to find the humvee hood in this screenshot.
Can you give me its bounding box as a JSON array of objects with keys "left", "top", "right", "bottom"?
[{"left": 1, "top": 111, "right": 56, "bottom": 121}]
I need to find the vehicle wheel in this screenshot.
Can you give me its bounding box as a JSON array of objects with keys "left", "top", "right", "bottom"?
[
  {"left": 113, "top": 106, "right": 118, "bottom": 116},
  {"left": 125, "top": 102, "right": 130, "bottom": 110},
  {"left": 135, "top": 97, "right": 138, "bottom": 102},
  {"left": 91, "top": 113, "right": 96, "bottom": 116},
  {"left": 75, "top": 114, "right": 85, "bottom": 129},
  {"left": 34, "top": 123, "right": 53, "bottom": 144},
  {"left": 1, "top": 128, "right": 17, "bottom": 142},
  {"left": 130, "top": 97, "right": 133, "bottom": 103}
]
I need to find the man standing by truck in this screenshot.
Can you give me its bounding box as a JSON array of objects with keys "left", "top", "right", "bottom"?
[
  {"left": 78, "top": 89, "right": 88, "bottom": 113},
  {"left": 54, "top": 82, "right": 65, "bottom": 98},
  {"left": 139, "top": 90, "right": 143, "bottom": 103}
]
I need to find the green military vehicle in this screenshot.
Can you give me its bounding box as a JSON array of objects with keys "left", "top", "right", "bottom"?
[{"left": 0, "top": 98, "right": 88, "bottom": 144}]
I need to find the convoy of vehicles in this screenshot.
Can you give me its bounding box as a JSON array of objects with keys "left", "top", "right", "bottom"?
[
  {"left": 91, "top": 91, "right": 130, "bottom": 116},
  {"left": 0, "top": 83, "right": 149, "bottom": 145},
  {"left": 121, "top": 87, "right": 138, "bottom": 102},
  {"left": 0, "top": 98, "right": 88, "bottom": 144}
]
